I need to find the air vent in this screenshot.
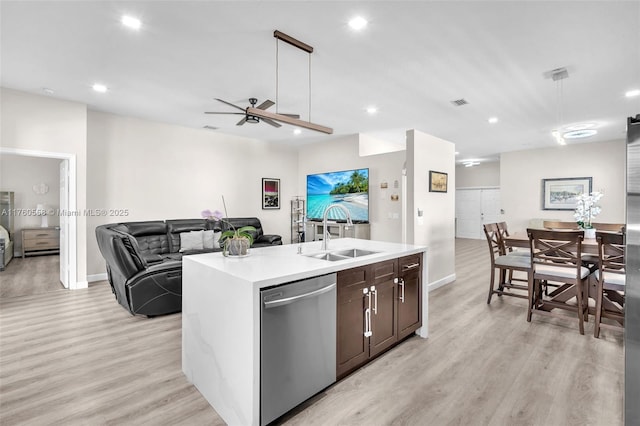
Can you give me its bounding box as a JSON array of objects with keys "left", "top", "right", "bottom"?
[
  {"left": 450, "top": 98, "right": 468, "bottom": 107},
  {"left": 203, "top": 125, "right": 218, "bottom": 130}
]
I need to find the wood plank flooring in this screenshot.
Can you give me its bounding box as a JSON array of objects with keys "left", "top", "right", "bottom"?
[
  {"left": 0, "top": 239, "right": 623, "bottom": 425},
  {"left": 0, "top": 255, "right": 63, "bottom": 298}
]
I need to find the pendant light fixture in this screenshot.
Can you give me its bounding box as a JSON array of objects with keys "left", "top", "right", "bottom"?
[
  {"left": 246, "top": 30, "right": 333, "bottom": 134},
  {"left": 545, "top": 67, "right": 569, "bottom": 145}
]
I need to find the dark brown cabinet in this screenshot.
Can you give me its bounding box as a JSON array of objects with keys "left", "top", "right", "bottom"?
[{"left": 336, "top": 253, "right": 422, "bottom": 379}]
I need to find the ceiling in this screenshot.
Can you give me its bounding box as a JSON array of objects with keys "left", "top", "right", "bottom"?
[{"left": 2, "top": 1, "right": 639, "bottom": 164}]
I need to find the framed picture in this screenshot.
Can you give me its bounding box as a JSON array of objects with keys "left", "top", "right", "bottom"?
[
  {"left": 262, "top": 178, "right": 280, "bottom": 209},
  {"left": 429, "top": 171, "right": 448, "bottom": 193},
  {"left": 542, "top": 177, "right": 592, "bottom": 210}
]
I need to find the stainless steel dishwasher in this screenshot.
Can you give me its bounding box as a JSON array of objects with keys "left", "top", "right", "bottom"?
[{"left": 260, "top": 273, "right": 337, "bottom": 425}]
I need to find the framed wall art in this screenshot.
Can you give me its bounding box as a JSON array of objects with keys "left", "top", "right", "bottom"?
[
  {"left": 262, "top": 178, "right": 280, "bottom": 209},
  {"left": 429, "top": 171, "right": 448, "bottom": 193},
  {"left": 541, "top": 177, "right": 592, "bottom": 210}
]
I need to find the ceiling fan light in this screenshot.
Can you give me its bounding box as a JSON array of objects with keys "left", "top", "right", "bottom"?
[{"left": 246, "top": 115, "right": 259, "bottom": 124}]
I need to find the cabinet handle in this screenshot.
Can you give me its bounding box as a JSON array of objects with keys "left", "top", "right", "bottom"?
[
  {"left": 402, "top": 262, "right": 420, "bottom": 271},
  {"left": 399, "top": 278, "right": 405, "bottom": 303},
  {"left": 370, "top": 286, "right": 377, "bottom": 315},
  {"left": 363, "top": 288, "right": 372, "bottom": 337}
]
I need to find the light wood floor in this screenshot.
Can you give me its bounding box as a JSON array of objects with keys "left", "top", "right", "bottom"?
[
  {"left": 0, "top": 254, "right": 63, "bottom": 298},
  {"left": 0, "top": 239, "right": 623, "bottom": 425}
]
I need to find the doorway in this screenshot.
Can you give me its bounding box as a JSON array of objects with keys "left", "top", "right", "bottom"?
[
  {"left": 0, "top": 147, "right": 77, "bottom": 290},
  {"left": 455, "top": 188, "right": 502, "bottom": 239}
]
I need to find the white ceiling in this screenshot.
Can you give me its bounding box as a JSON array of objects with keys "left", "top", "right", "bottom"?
[{"left": 2, "top": 1, "right": 639, "bottom": 163}]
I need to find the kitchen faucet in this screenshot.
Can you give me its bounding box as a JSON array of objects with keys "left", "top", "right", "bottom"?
[{"left": 321, "top": 204, "right": 353, "bottom": 251}]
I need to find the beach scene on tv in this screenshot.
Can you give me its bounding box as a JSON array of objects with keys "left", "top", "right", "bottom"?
[{"left": 306, "top": 168, "right": 369, "bottom": 222}]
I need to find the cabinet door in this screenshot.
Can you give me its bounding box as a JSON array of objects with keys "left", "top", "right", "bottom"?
[
  {"left": 369, "top": 259, "right": 398, "bottom": 357},
  {"left": 336, "top": 265, "right": 370, "bottom": 378},
  {"left": 397, "top": 254, "right": 422, "bottom": 340}
]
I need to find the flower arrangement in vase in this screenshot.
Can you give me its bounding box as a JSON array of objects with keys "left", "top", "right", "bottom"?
[
  {"left": 201, "top": 204, "right": 256, "bottom": 257},
  {"left": 573, "top": 191, "right": 603, "bottom": 238}
]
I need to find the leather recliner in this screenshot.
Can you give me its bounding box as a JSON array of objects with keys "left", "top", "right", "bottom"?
[{"left": 95, "top": 217, "right": 282, "bottom": 316}]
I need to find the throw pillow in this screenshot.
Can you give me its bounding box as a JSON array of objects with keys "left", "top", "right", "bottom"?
[
  {"left": 180, "top": 230, "right": 204, "bottom": 251},
  {"left": 203, "top": 230, "right": 222, "bottom": 249}
]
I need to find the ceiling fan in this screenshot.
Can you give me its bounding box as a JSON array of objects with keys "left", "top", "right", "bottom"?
[{"left": 205, "top": 97, "right": 299, "bottom": 128}]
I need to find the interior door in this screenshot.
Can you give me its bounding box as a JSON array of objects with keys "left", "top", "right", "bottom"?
[
  {"left": 455, "top": 189, "right": 482, "bottom": 239},
  {"left": 59, "top": 160, "right": 69, "bottom": 288},
  {"left": 456, "top": 188, "right": 502, "bottom": 239}
]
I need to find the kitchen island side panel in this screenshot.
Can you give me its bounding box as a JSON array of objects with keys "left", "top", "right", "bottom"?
[{"left": 182, "top": 257, "right": 260, "bottom": 426}]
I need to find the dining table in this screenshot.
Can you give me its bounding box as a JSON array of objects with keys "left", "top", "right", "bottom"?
[{"left": 504, "top": 231, "right": 599, "bottom": 255}]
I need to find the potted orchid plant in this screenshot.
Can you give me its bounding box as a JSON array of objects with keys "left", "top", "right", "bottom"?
[
  {"left": 201, "top": 208, "right": 256, "bottom": 256},
  {"left": 573, "top": 191, "right": 603, "bottom": 238}
]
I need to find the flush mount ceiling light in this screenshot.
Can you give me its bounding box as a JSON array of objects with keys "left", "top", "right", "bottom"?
[
  {"left": 563, "top": 129, "right": 598, "bottom": 139},
  {"left": 348, "top": 16, "right": 368, "bottom": 30},
  {"left": 626, "top": 89, "right": 640, "bottom": 98},
  {"left": 121, "top": 15, "right": 141, "bottom": 30},
  {"left": 293, "top": 128, "right": 302, "bottom": 135},
  {"left": 92, "top": 83, "right": 108, "bottom": 93},
  {"left": 244, "top": 30, "right": 333, "bottom": 134},
  {"left": 488, "top": 117, "right": 498, "bottom": 124},
  {"left": 463, "top": 161, "right": 480, "bottom": 167}
]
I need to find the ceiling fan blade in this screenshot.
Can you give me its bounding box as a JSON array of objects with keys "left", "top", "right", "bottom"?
[
  {"left": 255, "top": 99, "right": 275, "bottom": 110},
  {"left": 262, "top": 117, "right": 282, "bottom": 128},
  {"left": 236, "top": 117, "right": 248, "bottom": 126},
  {"left": 215, "top": 98, "right": 246, "bottom": 112},
  {"left": 281, "top": 113, "right": 301, "bottom": 119},
  {"left": 204, "top": 112, "right": 245, "bottom": 115}
]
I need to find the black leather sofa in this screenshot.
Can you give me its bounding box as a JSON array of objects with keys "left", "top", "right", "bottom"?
[{"left": 95, "top": 217, "right": 282, "bottom": 316}]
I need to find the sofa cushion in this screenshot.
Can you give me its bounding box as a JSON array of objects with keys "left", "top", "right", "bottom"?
[
  {"left": 180, "top": 230, "right": 204, "bottom": 251},
  {"left": 119, "top": 221, "right": 169, "bottom": 254},
  {"left": 121, "top": 221, "right": 167, "bottom": 237},
  {"left": 203, "top": 230, "right": 221, "bottom": 249},
  {"left": 167, "top": 219, "right": 209, "bottom": 253}
]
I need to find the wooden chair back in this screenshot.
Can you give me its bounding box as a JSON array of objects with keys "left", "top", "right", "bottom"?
[
  {"left": 528, "top": 229, "right": 584, "bottom": 274},
  {"left": 593, "top": 230, "right": 626, "bottom": 337},
  {"left": 592, "top": 223, "right": 625, "bottom": 232},
  {"left": 596, "top": 231, "right": 625, "bottom": 277},
  {"left": 483, "top": 223, "right": 503, "bottom": 259},
  {"left": 542, "top": 221, "right": 580, "bottom": 230}
]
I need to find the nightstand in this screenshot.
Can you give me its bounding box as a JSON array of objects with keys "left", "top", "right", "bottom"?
[{"left": 22, "top": 227, "right": 60, "bottom": 258}]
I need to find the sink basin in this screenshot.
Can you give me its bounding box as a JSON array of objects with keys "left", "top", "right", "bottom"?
[
  {"left": 303, "top": 248, "right": 380, "bottom": 262},
  {"left": 331, "top": 248, "right": 379, "bottom": 258}
]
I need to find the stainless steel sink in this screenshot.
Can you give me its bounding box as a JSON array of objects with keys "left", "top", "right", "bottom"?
[
  {"left": 331, "top": 248, "right": 379, "bottom": 258},
  {"left": 303, "top": 248, "right": 380, "bottom": 261}
]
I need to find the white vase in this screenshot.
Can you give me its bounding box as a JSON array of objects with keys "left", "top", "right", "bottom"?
[{"left": 583, "top": 228, "right": 596, "bottom": 239}]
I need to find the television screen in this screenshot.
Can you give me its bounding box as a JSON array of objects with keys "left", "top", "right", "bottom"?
[{"left": 306, "top": 168, "right": 369, "bottom": 222}]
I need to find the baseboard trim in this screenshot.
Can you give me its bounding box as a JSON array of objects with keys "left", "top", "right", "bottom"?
[
  {"left": 428, "top": 273, "right": 456, "bottom": 292},
  {"left": 87, "top": 273, "right": 108, "bottom": 283}
]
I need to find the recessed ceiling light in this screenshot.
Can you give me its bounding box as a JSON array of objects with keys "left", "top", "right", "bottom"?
[
  {"left": 455, "top": 151, "right": 460, "bottom": 155},
  {"left": 366, "top": 106, "right": 377, "bottom": 114},
  {"left": 348, "top": 16, "right": 368, "bottom": 30},
  {"left": 293, "top": 128, "right": 302, "bottom": 135},
  {"left": 563, "top": 129, "right": 598, "bottom": 139},
  {"left": 565, "top": 122, "right": 597, "bottom": 131},
  {"left": 121, "top": 15, "right": 141, "bottom": 30},
  {"left": 488, "top": 117, "right": 498, "bottom": 124},
  {"left": 626, "top": 89, "right": 640, "bottom": 98},
  {"left": 92, "top": 83, "right": 108, "bottom": 93},
  {"left": 42, "top": 88, "right": 54, "bottom": 95}
]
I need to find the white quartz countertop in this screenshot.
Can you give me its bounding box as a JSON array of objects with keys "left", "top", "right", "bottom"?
[{"left": 184, "top": 238, "right": 427, "bottom": 289}]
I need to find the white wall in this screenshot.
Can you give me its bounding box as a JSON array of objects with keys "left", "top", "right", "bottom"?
[
  {"left": 406, "top": 129, "right": 456, "bottom": 289},
  {"left": 1, "top": 87, "right": 87, "bottom": 285},
  {"left": 86, "top": 111, "right": 298, "bottom": 275},
  {"left": 297, "top": 134, "right": 405, "bottom": 243},
  {"left": 455, "top": 161, "right": 500, "bottom": 188},
  {"left": 0, "top": 154, "right": 61, "bottom": 254},
  {"left": 501, "top": 139, "right": 626, "bottom": 233}
]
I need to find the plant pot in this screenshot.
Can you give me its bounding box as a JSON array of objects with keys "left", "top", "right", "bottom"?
[
  {"left": 225, "top": 237, "right": 250, "bottom": 256},
  {"left": 583, "top": 228, "right": 596, "bottom": 239}
]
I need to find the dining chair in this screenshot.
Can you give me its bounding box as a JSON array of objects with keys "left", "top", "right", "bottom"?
[
  {"left": 484, "top": 223, "right": 531, "bottom": 304},
  {"left": 526, "top": 229, "right": 591, "bottom": 335},
  {"left": 591, "top": 223, "right": 626, "bottom": 233},
  {"left": 592, "top": 230, "right": 625, "bottom": 338},
  {"left": 542, "top": 220, "right": 580, "bottom": 230},
  {"left": 497, "top": 221, "right": 530, "bottom": 256}
]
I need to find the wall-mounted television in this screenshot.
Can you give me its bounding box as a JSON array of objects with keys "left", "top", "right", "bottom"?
[{"left": 306, "top": 168, "right": 369, "bottom": 223}]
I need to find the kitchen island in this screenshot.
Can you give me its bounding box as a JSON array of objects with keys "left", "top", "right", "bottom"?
[{"left": 182, "top": 238, "right": 428, "bottom": 426}]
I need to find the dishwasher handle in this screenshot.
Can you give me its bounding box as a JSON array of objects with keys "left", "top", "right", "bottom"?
[{"left": 263, "top": 282, "right": 336, "bottom": 309}]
